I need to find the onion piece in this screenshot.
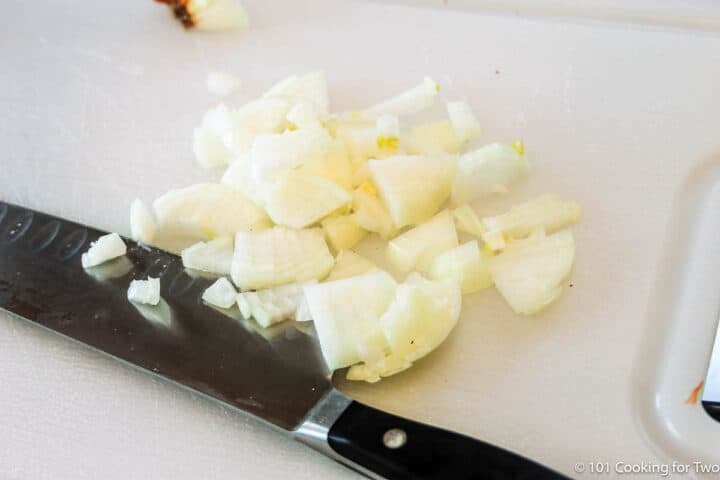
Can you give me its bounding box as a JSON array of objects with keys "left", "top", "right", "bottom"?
[
  {"left": 220, "top": 155, "right": 265, "bottom": 206},
  {"left": 321, "top": 215, "right": 367, "bottom": 252},
  {"left": 153, "top": 183, "right": 271, "bottom": 239},
  {"left": 81, "top": 233, "right": 127, "bottom": 269},
  {"left": 202, "top": 277, "right": 237, "bottom": 309},
  {"left": 181, "top": 236, "right": 234, "bottom": 275},
  {"left": 130, "top": 199, "right": 157, "bottom": 244},
  {"left": 451, "top": 143, "right": 530, "bottom": 205},
  {"left": 127, "top": 277, "right": 161, "bottom": 306},
  {"left": 375, "top": 114, "right": 400, "bottom": 157},
  {"left": 265, "top": 171, "right": 352, "bottom": 228},
  {"left": 368, "top": 154, "right": 456, "bottom": 228},
  {"left": 351, "top": 183, "right": 397, "bottom": 240},
  {"left": 326, "top": 250, "right": 377, "bottom": 281},
  {"left": 452, "top": 204, "right": 486, "bottom": 239},
  {"left": 231, "top": 227, "right": 334, "bottom": 290},
  {"left": 248, "top": 126, "right": 334, "bottom": 185},
  {"left": 147, "top": 221, "right": 209, "bottom": 255},
  {"left": 429, "top": 240, "right": 493, "bottom": 294},
  {"left": 489, "top": 229, "right": 575, "bottom": 314},
  {"left": 236, "top": 281, "right": 314, "bottom": 327},
  {"left": 334, "top": 121, "right": 377, "bottom": 169},
  {"left": 264, "top": 171, "right": 351, "bottom": 229},
  {"left": 286, "top": 101, "right": 324, "bottom": 129},
  {"left": 404, "top": 120, "right": 461, "bottom": 155},
  {"left": 447, "top": 101, "right": 482, "bottom": 144},
  {"left": 347, "top": 273, "right": 461, "bottom": 382},
  {"left": 296, "top": 139, "right": 353, "bottom": 191},
  {"left": 304, "top": 270, "right": 397, "bottom": 370},
  {"left": 192, "top": 104, "right": 235, "bottom": 168},
  {"left": 481, "top": 194, "right": 581, "bottom": 248},
  {"left": 222, "top": 98, "right": 290, "bottom": 158},
  {"left": 386, "top": 210, "right": 458, "bottom": 273}
]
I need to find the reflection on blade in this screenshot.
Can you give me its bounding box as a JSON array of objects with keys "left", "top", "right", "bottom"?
[
  {"left": 85, "top": 256, "right": 134, "bottom": 281},
  {"left": 0, "top": 201, "right": 332, "bottom": 431},
  {"left": 131, "top": 298, "right": 174, "bottom": 330},
  {"left": 207, "top": 301, "right": 317, "bottom": 348}
]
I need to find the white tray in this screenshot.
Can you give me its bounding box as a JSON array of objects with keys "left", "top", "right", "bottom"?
[{"left": 1, "top": 0, "right": 720, "bottom": 478}]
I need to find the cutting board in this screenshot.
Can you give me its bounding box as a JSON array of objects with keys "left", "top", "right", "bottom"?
[{"left": 2, "top": 0, "right": 720, "bottom": 478}]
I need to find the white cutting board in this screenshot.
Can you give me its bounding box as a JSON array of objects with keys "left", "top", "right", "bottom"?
[{"left": 2, "top": 1, "right": 720, "bottom": 478}]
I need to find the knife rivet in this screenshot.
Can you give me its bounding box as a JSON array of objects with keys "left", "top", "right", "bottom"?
[{"left": 383, "top": 428, "right": 407, "bottom": 449}]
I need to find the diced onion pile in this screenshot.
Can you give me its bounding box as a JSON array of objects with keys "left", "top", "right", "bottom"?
[{"left": 84, "top": 72, "right": 581, "bottom": 383}]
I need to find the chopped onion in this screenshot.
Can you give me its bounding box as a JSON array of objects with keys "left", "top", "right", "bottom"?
[
  {"left": 231, "top": 226, "right": 334, "bottom": 290},
  {"left": 146, "top": 221, "right": 209, "bottom": 255},
  {"left": 181, "top": 236, "right": 234, "bottom": 275},
  {"left": 299, "top": 139, "right": 353, "bottom": 191},
  {"left": 351, "top": 183, "right": 397, "bottom": 240},
  {"left": 286, "top": 101, "right": 324, "bottom": 129},
  {"left": 429, "top": 240, "right": 493, "bottom": 294},
  {"left": 248, "top": 126, "right": 334, "bottom": 185},
  {"left": 127, "top": 277, "right": 161, "bottom": 306},
  {"left": 404, "top": 120, "right": 461, "bottom": 155},
  {"left": 483, "top": 230, "right": 506, "bottom": 252},
  {"left": 202, "top": 277, "right": 237, "bottom": 309},
  {"left": 451, "top": 143, "right": 530, "bottom": 205},
  {"left": 489, "top": 229, "right": 575, "bottom": 314},
  {"left": 220, "top": 155, "right": 265, "bottom": 206},
  {"left": 130, "top": 199, "right": 157, "bottom": 244},
  {"left": 223, "top": 98, "right": 290, "bottom": 158},
  {"left": 447, "top": 101, "right": 482, "bottom": 144},
  {"left": 264, "top": 171, "right": 351, "bottom": 229},
  {"left": 347, "top": 273, "right": 461, "bottom": 382},
  {"left": 237, "top": 281, "right": 314, "bottom": 327},
  {"left": 153, "top": 183, "right": 271, "bottom": 239},
  {"left": 481, "top": 194, "right": 581, "bottom": 247},
  {"left": 369, "top": 154, "right": 456, "bottom": 228},
  {"left": 192, "top": 104, "right": 235, "bottom": 167},
  {"left": 334, "top": 121, "right": 377, "bottom": 168},
  {"left": 351, "top": 162, "right": 371, "bottom": 188},
  {"left": 452, "top": 204, "right": 486, "bottom": 239},
  {"left": 321, "top": 215, "right": 367, "bottom": 252},
  {"left": 126, "top": 71, "right": 584, "bottom": 383},
  {"left": 376, "top": 114, "right": 399, "bottom": 139},
  {"left": 326, "top": 250, "right": 377, "bottom": 281},
  {"left": 304, "top": 270, "right": 397, "bottom": 370},
  {"left": 81, "top": 233, "right": 127, "bottom": 269},
  {"left": 387, "top": 210, "right": 458, "bottom": 273},
  {"left": 375, "top": 114, "right": 400, "bottom": 156}
]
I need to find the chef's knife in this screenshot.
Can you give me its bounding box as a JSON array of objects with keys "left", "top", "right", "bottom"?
[{"left": 0, "top": 201, "right": 568, "bottom": 480}]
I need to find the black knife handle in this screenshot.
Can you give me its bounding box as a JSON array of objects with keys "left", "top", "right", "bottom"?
[{"left": 327, "top": 401, "right": 569, "bottom": 480}]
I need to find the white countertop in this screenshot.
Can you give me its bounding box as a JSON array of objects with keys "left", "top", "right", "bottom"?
[{"left": 2, "top": 1, "right": 720, "bottom": 478}]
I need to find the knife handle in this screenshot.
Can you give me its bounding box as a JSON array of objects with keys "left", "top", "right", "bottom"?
[{"left": 327, "top": 401, "right": 568, "bottom": 480}]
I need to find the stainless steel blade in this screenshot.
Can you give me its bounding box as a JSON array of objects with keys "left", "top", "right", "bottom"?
[{"left": 0, "top": 201, "right": 333, "bottom": 431}]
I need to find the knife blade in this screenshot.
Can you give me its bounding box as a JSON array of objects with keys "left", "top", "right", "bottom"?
[{"left": 0, "top": 201, "right": 568, "bottom": 479}]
